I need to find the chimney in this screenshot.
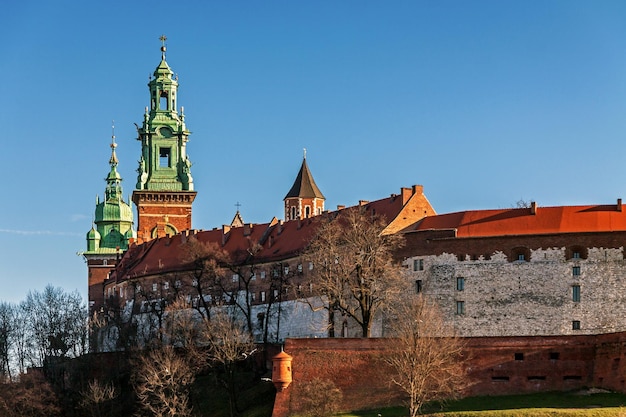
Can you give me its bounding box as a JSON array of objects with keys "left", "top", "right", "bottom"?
[
  {"left": 337, "top": 205, "right": 345, "bottom": 210},
  {"left": 412, "top": 184, "right": 423, "bottom": 195},
  {"left": 222, "top": 225, "right": 231, "bottom": 245},
  {"left": 359, "top": 200, "right": 369, "bottom": 206},
  {"left": 530, "top": 201, "right": 537, "bottom": 215},
  {"left": 401, "top": 187, "right": 412, "bottom": 205},
  {"left": 618, "top": 198, "right": 623, "bottom": 212}
]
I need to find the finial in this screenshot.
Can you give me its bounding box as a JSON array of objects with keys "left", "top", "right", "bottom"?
[
  {"left": 109, "top": 120, "right": 118, "bottom": 165},
  {"left": 303, "top": 148, "right": 307, "bottom": 160},
  {"left": 159, "top": 34, "right": 167, "bottom": 59},
  {"left": 235, "top": 202, "right": 242, "bottom": 212}
]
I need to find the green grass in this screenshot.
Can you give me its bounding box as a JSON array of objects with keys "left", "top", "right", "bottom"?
[{"left": 336, "top": 391, "right": 626, "bottom": 417}]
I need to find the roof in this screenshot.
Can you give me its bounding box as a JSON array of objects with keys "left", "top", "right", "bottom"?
[
  {"left": 110, "top": 187, "right": 429, "bottom": 282},
  {"left": 284, "top": 158, "right": 325, "bottom": 200},
  {"left": 410, "top": 202, "right": 626, "bottom": 237}
]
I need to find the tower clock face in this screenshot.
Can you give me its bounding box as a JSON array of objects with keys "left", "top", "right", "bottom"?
[{"left": 159, "top": 127, "right": 172, "bottom": 138}]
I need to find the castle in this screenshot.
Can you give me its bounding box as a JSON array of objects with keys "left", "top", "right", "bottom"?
[{"left": 86, "top": 42, "right": 626, "bottom": 343}]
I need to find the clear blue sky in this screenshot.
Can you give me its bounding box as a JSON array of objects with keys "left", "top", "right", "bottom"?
[{"left": 2, "top": 1, "right": 626, "bottom": 304}]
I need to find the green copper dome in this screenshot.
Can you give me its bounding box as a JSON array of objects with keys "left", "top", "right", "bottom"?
[{"left": 85, "top": 132, "right": 135, "bottom": 254}]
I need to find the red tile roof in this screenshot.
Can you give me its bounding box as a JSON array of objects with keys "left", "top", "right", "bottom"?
[
  {"left": 110, "top": 192, "right": 414, "bottom": 282},
  {"left": 411, "top": 203, "right": 626, "bottom": 237}
]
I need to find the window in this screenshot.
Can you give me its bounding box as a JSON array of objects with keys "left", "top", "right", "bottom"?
[
  {"left": 232, "top": 274, "right": 239, "bottom": 282},
  {"left": 572, "top": 320, "right": 581, "bottom": 330},
  {"left": 260, "top": 271, "right": 266, "bottom": 279},
  {"left": 572, "top": 285, "right": 581, "bottom": 302},
  {"left": 284, "top": 266, "right": 290, "bottom": 275},
  {"left": 456, "top": 301, "right": 465, "bottom": 315},
  {"left": 291, "top": 207, "right": 296, "bottom": 220},
  {"left": 457, "top": 277, "right": 465, "bottom": 291},
  {"left": 518, "top": 254, "right": 525, "bottom": 261},
  {"left": 305, "top": 206, "right": 311, "bottom": 218},
  {"left": 297, "top": 264, "right": 303, "bottom": 273},
  {"left": 152, "top": 283, "right": 157, "bottom": 292},
  {"left": 550, "top": 352, "right": 560, "bottom": 360},
  {"left": 514, "top": 353, "right": 524, "bottom": 361},
  {"left": 260, "top": 291, "right": 266, "bottom": 302},
  {"left": 160, "top": 94, "right": 168, "bottom": 110},
  {"left": 415, "top": 280, "right": 422, "bottom": 294},
  {"left": 251, "top": 273, "right": 256, "bottom": 280},
  {"left": 159, "top": 147, "right": 171, "bottom": 167},
  {"left": 573, "top": 266, "right": 581, "bottom": 276},
  {"left": 573, "top": 251, "right": 580, "bottom": 259},
  {"left": 163, "top": 281, "right": 169, "bottom": 290},
  {"left": 413, "top": 259, "right": 424, "bottom": 271},
  {"left": 309, "top": 262, "right": 314, "bottom": 270},
  {"left": 273, "top": 289, "right": 279, "bottom": 298},
  {"left": 250, "top": 293, "right": 256, "bottom": 302}
]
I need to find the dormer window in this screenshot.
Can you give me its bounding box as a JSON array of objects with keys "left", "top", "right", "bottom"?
[{"left": 511, "top": 247, "right": 530, "bottom": 262}]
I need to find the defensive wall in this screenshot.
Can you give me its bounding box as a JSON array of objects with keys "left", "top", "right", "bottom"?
[{"left": 272, "top": 332, "right": 626, "bottom": 417}]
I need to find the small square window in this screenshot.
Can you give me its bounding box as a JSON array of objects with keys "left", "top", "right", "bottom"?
[
  {"left": 573, "top": 251, "right": 581, "bottom": 259},
  {"left": 456, "top": 277, "right": 465, "bottom": 291},
  {"left": 514, "top": 353, "right": 524, "bottom": 361},
  {"left": 518, "top": 254, "right": 525, "bottom": 261},
  {"left": 413, "top": 259, "right": 424, "bottom": 271},
  {"left": 573, "top": 266, "right": 581, "bottom": 276},
  {"left": 456, "top": 301, "right": 465, "bottom": 315},
  {"left": 232, "top": 274, "right": 239, "bottom": 282},
  {"left": 572, "top": 320, "right": 581, "bottom": 330}
]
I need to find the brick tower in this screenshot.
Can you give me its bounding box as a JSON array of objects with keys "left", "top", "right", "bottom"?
[
  {"left": 133, "top": 36, "right": 196, "bottom": 242},
  {"left": 284, "top": 150, "right": 325, "bottom": 221}
]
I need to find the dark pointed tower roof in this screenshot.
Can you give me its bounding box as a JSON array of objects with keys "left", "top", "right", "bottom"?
[{"left": 284, "top": 156, "right": 325, "bottom": 200}]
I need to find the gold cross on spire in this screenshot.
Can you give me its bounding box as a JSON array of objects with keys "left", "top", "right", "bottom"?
[{"left": 159, "top": 35, "right": 167, "bottom": 59}]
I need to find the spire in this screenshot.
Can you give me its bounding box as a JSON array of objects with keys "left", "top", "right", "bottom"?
[
  {"left": 105, "top": 121, "right": 122, "bottom": 201},
  {"left": 284, "top": 152, "right": 325, "bottom": 221},
  {"left": 284, "top": 156, "right": 325, "bottom": 200}
]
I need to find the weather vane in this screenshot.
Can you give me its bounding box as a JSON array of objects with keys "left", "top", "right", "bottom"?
[{"left": 235, "top": 202, "right": 242, "bottom": 212}]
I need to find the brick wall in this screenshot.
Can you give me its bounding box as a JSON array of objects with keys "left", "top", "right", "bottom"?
[{"left": 272, "top": 333, "right": 626, "bottom": 417}]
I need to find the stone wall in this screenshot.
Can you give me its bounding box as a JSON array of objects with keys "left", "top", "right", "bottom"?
[{"left": 400, "top": 231, "right": 626, "bottom": 337}]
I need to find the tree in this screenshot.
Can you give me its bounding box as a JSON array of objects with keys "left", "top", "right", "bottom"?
[
  {"left": 80, "top": 379, "right": 118, "bottom": 417},
  {"left": 0, "top": 302, "right": 15, "bottom": 381},
  {"left": 0, "top": 371, "right": 61, "bottom": 417},
  {"left": 20, "top": 286, "right": 88, "bottom": 367},
  {"left": 133, "top": 345, "right": 195, "bottom": 417},
  {"left": 202, "top": 311, "right": 256, "bottom": 417},
  {"left": 303, "top": 208, "right": 405, "bottom": 337},
  {"left": 386, "top": 295, "right": 467, "bottom": 417},
  {"left": 299, "top": 378, "right": 342, "bottom": 417}
]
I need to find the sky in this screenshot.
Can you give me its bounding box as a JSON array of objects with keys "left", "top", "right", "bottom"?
[{"left": 2, "top": 1, "right": 626, "bottom": 304}]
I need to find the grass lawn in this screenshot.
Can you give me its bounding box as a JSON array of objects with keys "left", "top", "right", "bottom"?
[{"left": 336, "top": 391, "right": 626, "bottom": 417}]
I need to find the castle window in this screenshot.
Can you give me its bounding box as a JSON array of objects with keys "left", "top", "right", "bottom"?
[
  {"left": 573, "top": 266, "right": 581, "bottom": 276},
  {"left": 291, "top": 206, "right": 296, "bottom": 220},
  {"left": 511, "top": 247, "right": 530, "bottom": 262},
  {"left": 456, "top": 301, "right": 465, "bottom": 315},
  {"left": 572, "top": 320, "right": 581, "bottom": 330},
  {"left": 273, "top": 289, "right": 279, "bottom": 299},
  {"left": 251, "top": 273, "right": 256, "bottom": 281},
  {"left": 159, "top": 148, "right": 171, "bottom": 167},
  {"left": 514, "top": 353, "right": 524, "bottom": 361},
  {"left": 163, "top": 281, "right": 169, "bottom": 290},
  {"left": 457, "top": 277, "right": 465, "bottom": 291},
  {"left": 232, "top": 274, "right": 239, "bottom": 282},
  {"left": 260, "top": 291, "right": 266, "bottom": 302},
  {"left": 305, "top": 206, "right": 311, "bottom": 218},
  {"left": 297, "top": 264, "right": 303, "bottom": 273},
  {"left": 309, "top": 262, "right": 314, "bottom": 271},
  {"left": 260, "top": 271, "right": 266, "bottom": 279},
  {"left": 568, "top": 246, "right": 587, "bottom": 260},
  {"left": 572, "top": 285, "right": 581, "bottom": 302},
  {"left": 573, "top": 251, "right": 580, "bottom": 259},
  {"left": 152, "top": 283, "right": 157, "bottom": 292},
  {"left": 284, "top": 266, "right": 290, "bottom": 275},
  {"left": 413, "top": 259, "right": 424, "bottom": 271},
  {"left": 415, "top": 280, "right": 422, "bottom": 294}
]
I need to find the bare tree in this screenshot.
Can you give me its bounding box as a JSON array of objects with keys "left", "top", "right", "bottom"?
[
  {"left": 0, "top": 371, "right": 61, "bottom": 417},
  {"left": 203, "top": 311, "right": 256, "bottom": 417},
  {"left": 0, "top": 302, "right": 15, "bottom": 381},
  {"left": 386, "top": 295, "right": 467, "bottom": 417},
  {"left": 133, "top": 345, "right": 195, "bottom": 417},
  {"left": 299, "top": 378, "right": 342, "bottom": 417},
  {"left": 303, "top": 208, "right": 405, "bottom": 337},
  {"left": 80, "top": 379, "right": 117, "bottom": 417},
  {"left": 19, "top": 286, "right": 88, "bottom": 367}
]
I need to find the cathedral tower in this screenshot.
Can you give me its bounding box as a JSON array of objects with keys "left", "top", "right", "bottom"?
[
  {"left": 132, "top": 37, "right": 196, "bottom": 241},
  {"left": 84, "top": 128, "right": 135, "bottom": 314},
  {"left": 284, "top": 151, "right": 325, "bottom": 221}
]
